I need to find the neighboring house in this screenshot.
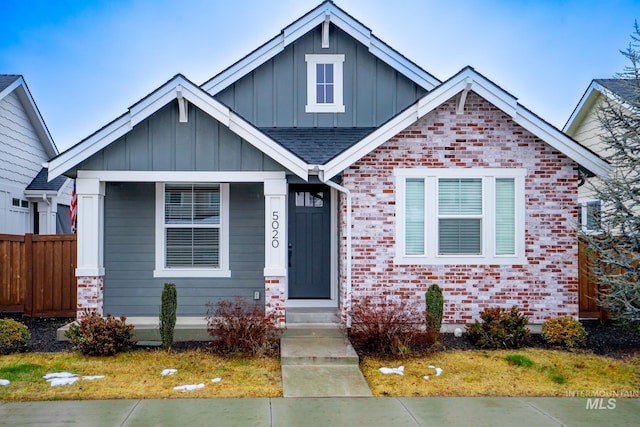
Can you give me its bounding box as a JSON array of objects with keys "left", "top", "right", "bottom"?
[
  {"left": 48, "top": 1, "right": 608, "bottom": 327},
  {"left": 0, "top": 74, "right": 73, "bottom": 235},
  {"left": 563, "top": 79, "right": 638, "bottom": 233}
]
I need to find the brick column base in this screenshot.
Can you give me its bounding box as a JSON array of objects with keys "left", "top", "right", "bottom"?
[
  {"left": 265, "top": 277, "right": 285, "bottom": 326},
  {"left": 77, "top": 276, "right": 104, "bottom": 319}
]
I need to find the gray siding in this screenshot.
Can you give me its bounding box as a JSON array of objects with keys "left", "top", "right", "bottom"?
[
  {"left": 215, "top": 24, "right": 427, "bottom": 128},
  {"left": 74, "top": 103, "right": 285, "bottom": 173},
  {"left": 103, "top": 182, "right": 265, "bottom": 317}
]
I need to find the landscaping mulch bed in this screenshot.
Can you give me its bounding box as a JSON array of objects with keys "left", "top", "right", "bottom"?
[{"left": 3, "top": 314, "right": 640, "bottom": 358}]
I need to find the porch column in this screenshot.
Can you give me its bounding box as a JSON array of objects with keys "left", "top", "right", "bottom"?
[
  {"left": 263, "top": 178, "right": 287, "bottom": 325},
  {"left": 75, "top": 177, "right": 105, "bottom": 318}
]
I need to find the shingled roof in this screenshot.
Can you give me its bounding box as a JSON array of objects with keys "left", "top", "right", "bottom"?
[
  {"left": 25, "top": 167, "right": 68, "bottom": 192},
  {"left": 259, "top": 127, "right": 377, "bottom": 164},
  {"left": 595, "top": 78, "right": 639, "bottom": 103},
  {"left": 0, "top": 74, "right": 20, "bottom": 92}
]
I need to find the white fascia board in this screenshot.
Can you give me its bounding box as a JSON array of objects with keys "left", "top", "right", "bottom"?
[
  {"left": 228, "top": 112, "right": 309, "bottom": 180},
  {"left": 179, "top": 83, "right": 230, "bottom": 126},
  {"left": 515, "top": 108, "right": 610, "bottom": 177},
  {"left": 77, "top": 170, "right": 285, "bottom": 182},
  {"left": 284, "top": 10, "right": 327, "bottom": 46},
  {"left": 2, "top": 77, "right": 58, "bottom": 158},
  {"left": 323, "top": 105, "right": 419, "bottom": 179},
  {"left": 563, "top": 81, "right": 602, "bottom": 133},
  {"left": 369, "top": 39, "right": 439, "bottom": 90},
  {"left": 202, "top": 37, "right": 284, "bottom": 95},
  {"left": 47, "top": 117, "right": 132, "bottom": 181}
]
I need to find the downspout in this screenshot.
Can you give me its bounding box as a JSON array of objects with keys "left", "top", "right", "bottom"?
[{"left": 319, "top": 170, "right": 353, "bottom": 328}]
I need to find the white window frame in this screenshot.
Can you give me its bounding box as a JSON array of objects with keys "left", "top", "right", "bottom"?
[
  {"left": 578, "top": 198, "right": 602, "bottom": 234},
  {"left": 305, "top": 54, "right": 345, "bottom": 113},
  {"left": 154, "top": 183, "right": 230, "bottom": 278},
  {"left": 394, "top": 168, "right": 527, "bottom": 265}
]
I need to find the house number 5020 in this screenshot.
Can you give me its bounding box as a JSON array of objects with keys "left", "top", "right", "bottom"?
[{"left": 271, "top": 211, "right": 280, "bottom": 248}]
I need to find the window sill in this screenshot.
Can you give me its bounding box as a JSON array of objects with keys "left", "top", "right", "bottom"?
[
  {"left": 394, "top": 255, "right": 527, "bottom": 266},
  {"left": 153, "top": 269, "right": 231, "bottom": 278},
  {"left": 305, "top": 104, "right": 345, "bottom": 113}
]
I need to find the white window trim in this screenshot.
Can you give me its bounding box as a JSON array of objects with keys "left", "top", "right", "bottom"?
[
  {"left": 154, "top": 183, "right": 231, "bottom": 278},
  {"left": 578, "top": 198, "right": 602, "bottom": 234},
  {"left": 305, "top": 54, "right": 345, "bottom": 113},
  {"left": 394, "top": 168, "right": 527, "bottom": 265}
]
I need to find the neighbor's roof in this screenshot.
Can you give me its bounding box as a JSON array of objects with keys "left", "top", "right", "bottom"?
[
  {"left": 25, "top": 167, "right": 69, "bottom": 192},
  {"left": 594, "top": 78, "right": 639, "bottom": 102},
  {"left": 0, "top": 74, "right": 21, "bottom": 92}
]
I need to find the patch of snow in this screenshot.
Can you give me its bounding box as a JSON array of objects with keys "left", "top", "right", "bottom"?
[
  {"left": 379, "top": 366, "right": 404, "bottom": 375},
  {"left": 82, "top": 375, "right": 105, "bottom": 380},
  {"left": 211, "top": 377, "right": 222, "bottom": 383},
  {"left": 161, "top": 368, "right": 178, "bottom": 376},
  {"left": 427, "top": 365, "right": 443, "bottom": 376},
  {"left": 423, "top": 376, "right": 429, "bottom": 381},
  {"left": 454, "top": 328, "right": 463, "bottom": 337},
  {"left": 0, "top": 379, "right": 10, "bottom": 386},
  {"left": 49, "top": 377, "right": 79, "bottom": 387},
  {"left": 173, "top": 383, "right": 205, "bottom": 391},
  {"left": 43, "top": 372, "right": 76, "bottom": 380}
]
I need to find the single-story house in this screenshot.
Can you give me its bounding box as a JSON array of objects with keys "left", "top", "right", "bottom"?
[
  {"left": 0, "top": 74, "right": 73, "bottom": 235},
  {"left": 47, "top": 1, "right": 609, "bottom": 329}
]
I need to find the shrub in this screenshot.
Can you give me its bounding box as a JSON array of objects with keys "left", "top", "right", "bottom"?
[
  {"left": 425, "top": 284, "right": 444, "bottom": 334},
  {"left": 349, "top": 296, "right": 435, "bottom": 356},
  {"left": 206, "top": 297, "right": 281, "bottom": 356},
  {"left": 541, "top": 317, "right": 587, "bottom": 349},
  {"left": 65, "top": 312, "right": 135, "bottom": 356},
  {"left": 160, "top": 283, "right": 177, "bottom": 350},
  {"left": 0, "top": 318, "right": 31, "bottom": 355},
  {"left": 465, "top": 306, "right": 530, "bottom": 350}
]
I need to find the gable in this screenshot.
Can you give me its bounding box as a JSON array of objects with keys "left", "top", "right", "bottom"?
[
  {"left": 68, "top": 101, "right": 289, "bottom": 176},
  {"left": 214, "top": 24, "right": 428, "bottom": 128}
]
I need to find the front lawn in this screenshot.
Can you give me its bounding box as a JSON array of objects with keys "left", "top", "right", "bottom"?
[
  {"left": 0, "top": 350, "right": 281, "bottom": 401},
  {"left": 361, "top": 348, "right": 640, "bottom": 397}
]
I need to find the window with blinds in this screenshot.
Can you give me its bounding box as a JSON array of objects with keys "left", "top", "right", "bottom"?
[
  {"left": 438, "top": 178, "right": 482, "bottom": 255},
  {"left": 164, "top": 184, "right": 220, "bottom": 268}
]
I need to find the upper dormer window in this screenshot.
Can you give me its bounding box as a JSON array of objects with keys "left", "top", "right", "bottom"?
[{"left": 305, "top": 54, "right": 345, "bottom": 113}]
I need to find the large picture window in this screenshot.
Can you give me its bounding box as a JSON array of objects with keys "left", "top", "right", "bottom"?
[
  {"left": 155, "top": 183, "right": 230, "bottom": 277},
  {"left": 395, "top": 168, "right": 526, "bottom": 265}
]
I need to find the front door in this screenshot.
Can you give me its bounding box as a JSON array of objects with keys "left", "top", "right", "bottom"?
[{"left": 288, "top": 185, "right": 331, "bottom": 299}]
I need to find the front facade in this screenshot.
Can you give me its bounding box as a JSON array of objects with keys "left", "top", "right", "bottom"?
[
  {"left": 0, "top": 75, "right": 72, "bottom": 235},
  {"left": 48, "top": 1, "right": 608, "bottom": 327}
]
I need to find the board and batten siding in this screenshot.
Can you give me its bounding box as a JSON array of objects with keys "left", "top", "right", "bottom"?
[
  {"left": 215, "top": 24, "right": 428, "bottom": 128},
  {"left": 72, "top": 102, "right": 287, "bottom": 174},
  {"left": 103, "top": 182, "right": 265, "bottom": 317}
]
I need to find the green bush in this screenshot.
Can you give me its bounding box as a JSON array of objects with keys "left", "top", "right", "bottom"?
[
  {"left": 425, "top": 284, "right": 444, "bottom": 334},
  {"left": 160, "top": 283, "right": 177, "bottom": 350},
  {"left": 0, "top": 318, "right": 31, "bottom": 354},
  {"left": 541, "top": 317, "right": 587, "bottom": 349},
  {"left": 65, "top": 312, "right": 135, "bottom": 356},
  {"left": 465, "top": 306, "right": 530, "bottom": 349}
]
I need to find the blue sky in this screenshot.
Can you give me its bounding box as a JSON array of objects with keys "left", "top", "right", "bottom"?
[{"left": 1, "top": 0, "right": 638, "bottom": 151}]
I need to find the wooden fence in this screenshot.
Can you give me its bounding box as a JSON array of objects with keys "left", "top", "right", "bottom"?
[{"left": 0, "top": 234, "right": 76, "bottom": 317}]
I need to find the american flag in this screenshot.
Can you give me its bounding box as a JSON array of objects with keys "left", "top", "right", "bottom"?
[{"left": 70, "top": 181, "right": 77, "bottom": 233}]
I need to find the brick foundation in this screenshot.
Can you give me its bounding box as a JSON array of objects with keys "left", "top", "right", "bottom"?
[
  {"left": 340, "top": 93, "right": 579, "bottom": 325},
  {"left": 76, "top": 276, "right": 104, "bottom": 319},
  {"left": 265, "top": 276, "right": 286, "bottom": 326}
]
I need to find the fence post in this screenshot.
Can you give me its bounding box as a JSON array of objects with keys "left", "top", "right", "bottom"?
[{"left": 23, "top": 233, "right": 33, "bottom": 317}]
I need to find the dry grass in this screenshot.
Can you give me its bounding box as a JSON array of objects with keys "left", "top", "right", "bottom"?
[
  {"left": 361, "top": 349, "right": 640, "bottom": 397},
  {"left": 0, "top": 350, "right": 281, "bottom": 401}
]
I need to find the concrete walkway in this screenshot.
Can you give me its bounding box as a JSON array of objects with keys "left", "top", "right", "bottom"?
[
  {"left": 280, "top": 324, "right": 372, "bottom": 397},
  {"left": 1, "top": 397, "right": 638, "bottom": 426}
]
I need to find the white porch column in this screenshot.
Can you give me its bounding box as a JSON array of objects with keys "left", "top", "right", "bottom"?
[
  {"left": 263, "top": 177, "right": 287, "bottom": 324},
  {"left": 37, "top": 198, "right": 58, "bottom": 234},
  {"left": 75, "top": 177, "right": 105, "bottom": 318}
]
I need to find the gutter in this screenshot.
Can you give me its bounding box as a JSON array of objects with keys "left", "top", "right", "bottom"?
[{"left": 319, "top": 170, "right": 353, "bottom": 328}]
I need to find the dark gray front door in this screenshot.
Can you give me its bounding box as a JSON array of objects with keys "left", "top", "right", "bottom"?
[{"left": 288, "top": 185, "right": 331, "bottom": 299}]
